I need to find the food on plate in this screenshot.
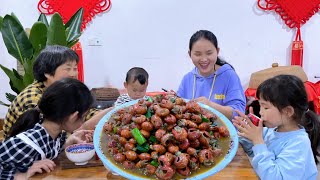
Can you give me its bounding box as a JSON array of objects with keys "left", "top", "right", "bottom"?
[{"left": 100, "top": 95, "right": 230, "bottom": 179}]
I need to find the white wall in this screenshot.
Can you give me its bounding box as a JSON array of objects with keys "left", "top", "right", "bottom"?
[{"left": 1, "top": 0, "right": 320, "bottom": 117}]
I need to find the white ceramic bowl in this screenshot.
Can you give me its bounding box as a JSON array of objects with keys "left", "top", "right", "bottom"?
[{"left": 65, "top": 143, "right": 95, "bottom": 165}]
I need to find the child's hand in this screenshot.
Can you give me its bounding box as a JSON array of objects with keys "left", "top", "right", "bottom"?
[
  {"left": 26, "top": 159, "right": 56, "bottom": 178},
  {"left": 70, "top": 130, "right": 94, "bottom": 144},
  {"left": 232, "top": 110, "right": 264, "bottom": 145}
]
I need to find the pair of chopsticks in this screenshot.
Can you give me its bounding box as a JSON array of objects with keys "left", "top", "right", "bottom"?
[{"left": 161, "top": 88, "right": 180, "bottom": 98}]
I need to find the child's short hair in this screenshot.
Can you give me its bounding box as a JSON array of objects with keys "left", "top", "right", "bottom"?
[
  {"left": 33, "top": 45, "right": 79, "bottom": 82},
  {"left": 125, "top": 67, "right": 149, "bottom": 84}
]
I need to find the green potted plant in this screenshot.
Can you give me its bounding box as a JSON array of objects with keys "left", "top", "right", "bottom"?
[{"left": 0, "top": 8, "right": 84, "bottom": 106}]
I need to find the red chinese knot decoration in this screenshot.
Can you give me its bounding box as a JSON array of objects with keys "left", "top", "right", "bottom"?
[
  {"left": 257, "top": 0, "right": 320, "bottom": 67},
  {"left": 38, "top": 0, "right": 111, "bottom": 82},
  {"left": 38, "top": 0, "right": 111, "bottom": 30}
]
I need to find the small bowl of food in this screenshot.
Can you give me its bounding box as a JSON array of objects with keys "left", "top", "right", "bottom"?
[
  {"left": 94, "top": 95, "right": 239, "bottom": 180},
  {"left": 65, "top": 143, "right": 95, "bottom": 165}
]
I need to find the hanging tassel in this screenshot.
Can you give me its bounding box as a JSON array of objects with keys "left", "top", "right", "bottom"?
[
  {"left": 72, "top": 42, "right": 84, "bottom": 82},
  {"left": 291, "top": 27, "right": 303, "bottom": 66}
]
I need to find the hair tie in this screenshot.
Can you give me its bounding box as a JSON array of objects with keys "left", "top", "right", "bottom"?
[{"left": 34, "top": 106, "right": 41, "bottom": 113}]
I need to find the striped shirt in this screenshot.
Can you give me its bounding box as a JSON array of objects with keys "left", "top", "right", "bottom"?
[
  {"left": 114, "top": 94, "right": 149, "bottom": 106},
  {"left": 0, "top": 123, "right": 66, "bottom": 179},
  {"left": 3, "top": 81, "right": 45, "bottom": 137}
]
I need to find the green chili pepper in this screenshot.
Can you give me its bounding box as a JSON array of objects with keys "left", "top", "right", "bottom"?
[
  {"left": 113, "top": 126, "right": 118, "bottom": 134},
  {"left": 131, "top": 128, "right": 147, "bottom": 145},
  {"left": 149, "top": 135, "right": 157, "bottom": 143},
  {"left": 201, "top": 115, "right": 210, "bottom": 122},
  {"left": 136, "top": 143, "right": 150, "bottom": 153},
  {"left": 150, "top": 159, "right": 159, "bottom": 167},
  {"left": 145, "top": 108, "right": 152, "bottom": 118},
  {"left": 147, "top": 97, "right": 153, "bottom": 102}
]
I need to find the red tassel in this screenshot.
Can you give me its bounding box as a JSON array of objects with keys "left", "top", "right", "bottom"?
[
  {"left": 291, "top": 27, "right": 303, "bottom": 66},
  {"left": 72, "top": 42, "right": 84, "bottom": 82}
]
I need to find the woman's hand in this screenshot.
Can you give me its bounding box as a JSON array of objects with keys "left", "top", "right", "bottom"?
[
  {"left": 26, "top": 159, "right": 56, "bottom": 178},
  {"left": 194, "top": 96, "right": 211, "bottom": 106},
  {"left": 232, "top": 110, "right": 264, "bottom": 145},
  {"left": 78, "top": 107, "right": 114, "bottom": 130},
  {"left": 194, "top": 96, "right": 233, "bottom": 120},
  {"left": 68, "top": 130, "right": 94, "bottom": 145}
]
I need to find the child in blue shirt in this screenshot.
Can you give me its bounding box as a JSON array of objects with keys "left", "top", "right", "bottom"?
[
  {"left": 177, "top": 30, "right": 245, "bottom": 120},
  {"left": 233, "top": 75, "right": 319, "bottom": 180}
]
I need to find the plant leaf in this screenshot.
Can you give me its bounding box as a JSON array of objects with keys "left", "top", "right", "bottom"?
[
  {"left": 67, "top": 39, "right": 79, "bottom": 48},
  {"left": 22, "top": 72, "right": 34, "bottom": 87},
  {"left": 5, "top": 93, "right": 16, "bottom": 102},
  {"left": 10, "top": 13, "right": 23, "bottom": 28},
  {"left": 65, "top": 8, "right": 83, "bottom": 43},
  {"left": 47, "top": 13, "right": 67, "bottom": 46},
  {"left": 0, "top": 16, "right": 3, "bottom": 31},
  {"left": 37, "top": 13, "right": 49, "bottom": 27},
  {"left": 12, "top": 69, "right": 23, "bottom": 79},
  {"left": 1, "top": 14, "right": 33, "bottom": 64},
  {"left": 22, "top": 60, "right": 34, "bottom": 86},
  {"left": 0, "top": 100, "right": 10, "bottom": 107},
  {"left": 29, "top": 22, "right": 47, "bottom": 57},
  {"left": 0, "top": 64, "right": 25, "bottom": 93},
  {"left": 9, "top": 79, "right": 21, "bottom": 94}
]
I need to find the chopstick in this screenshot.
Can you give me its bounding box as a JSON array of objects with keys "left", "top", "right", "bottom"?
[
  {"left": 161, "top": 88, "right": 180, "bottom": 98},
  {"left": 161, "top": 88, "right": 169, "bottom": 92}
]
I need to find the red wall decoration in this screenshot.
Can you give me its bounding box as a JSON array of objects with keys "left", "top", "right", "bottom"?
[
  {"left": 38, "top": 0, "right": 112, "bottom": 82},
  {"left": 257, "top": 0, "right": 320, "bottom": 67},
  {"left": 38, "top": 0, "right": 111, "bottom": 30},
  {"left": 72, "top": 42, "right": 84, "bottom": 82}
]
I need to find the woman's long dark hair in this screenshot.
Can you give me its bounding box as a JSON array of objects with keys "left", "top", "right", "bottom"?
[
  {"left": 257, "top": 75, "right": 320, "bottom": 164},
  {"left": 189, "top": 30, "right": 233, "bottom": 69},
  {"left": 7, "top": 78, "right": 93, "bottom": 138}
]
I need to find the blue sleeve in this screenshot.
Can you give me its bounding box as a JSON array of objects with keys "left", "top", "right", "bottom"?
[
  {"left": 239, "top": 127, "right": 269, "bottom": 157},
  {"left": 224, "top": 71, "right": 246, "bottom": 119},
  {"left": 239, "top": 137, "right": 254, "bottom": 157},
  {"left": 251, "top": 138, "right": 310, "bottom": 180},
  {"left": 177, "top": 76, "right": 186, "bottom": 98}
]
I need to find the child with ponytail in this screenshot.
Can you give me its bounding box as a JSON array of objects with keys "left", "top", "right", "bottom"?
[
  {"left": 0, "top": 78, "right": 94, "bottom": 179},
  {"left": 233, "top": 75, "right": 319, "bottom": 180}
]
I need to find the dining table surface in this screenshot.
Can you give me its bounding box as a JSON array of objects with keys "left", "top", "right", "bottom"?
[{"left": 29, "top": 144, "right": 258, "bottom": 180}]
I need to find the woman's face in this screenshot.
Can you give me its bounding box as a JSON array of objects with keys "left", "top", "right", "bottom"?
[
  {"left": 189, "top": 38, "right": 219, "bottom": 77},
  {"left": 45, "top": 60, "right": 78, "bottom": 86}
]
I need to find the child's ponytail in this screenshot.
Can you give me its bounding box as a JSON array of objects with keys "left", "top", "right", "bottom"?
[
  {"left": 302, "top": 110, "right": 320, "bottom": 164},
  {"left": 6, "top": 108, "right": 41, "bottom": 139}
]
